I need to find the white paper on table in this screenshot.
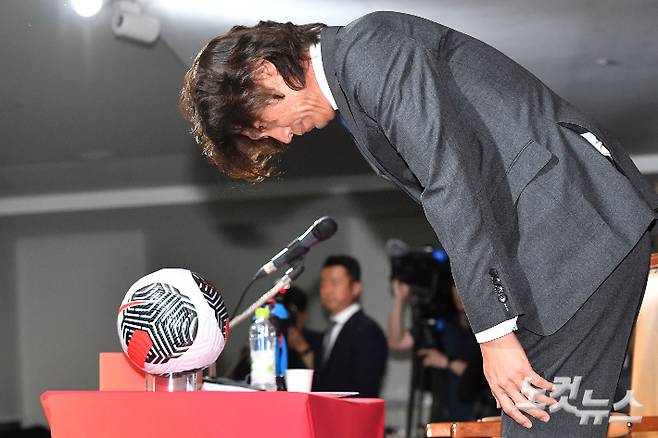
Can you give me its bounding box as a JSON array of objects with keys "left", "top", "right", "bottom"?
[{"left": 202, "top": 382, "right": 258, "bottom": 392}]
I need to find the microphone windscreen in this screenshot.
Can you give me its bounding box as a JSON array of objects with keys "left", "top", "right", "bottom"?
[{"left": 312, "top": 217, "right": 338, "bottom": 241}]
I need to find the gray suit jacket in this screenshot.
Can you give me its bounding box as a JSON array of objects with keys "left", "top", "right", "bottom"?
[{"left": 320, "top": 11, "right": 658, "bottom": 335}]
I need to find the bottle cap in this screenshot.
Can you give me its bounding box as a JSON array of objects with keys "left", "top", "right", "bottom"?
[{"left": 254, "top": 307, "right": 270, "bottom": 319}]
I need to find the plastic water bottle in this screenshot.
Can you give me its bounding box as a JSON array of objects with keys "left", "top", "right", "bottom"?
[{"left": 249, "top": 307, "right": 276, "bottom": 390}]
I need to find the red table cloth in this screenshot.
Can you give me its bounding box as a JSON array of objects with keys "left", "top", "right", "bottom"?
[{"left": 41, "top": 391, "right": 385, "bottom": 438}]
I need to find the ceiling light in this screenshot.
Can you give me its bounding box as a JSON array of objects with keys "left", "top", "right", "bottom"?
[{"left": 71, "top": 0, "right": 104, "bottom": 18}]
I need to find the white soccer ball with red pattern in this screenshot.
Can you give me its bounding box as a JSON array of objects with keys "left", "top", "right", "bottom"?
[{"left": 117, "top": 268, "right": 229, "bottom": 375}]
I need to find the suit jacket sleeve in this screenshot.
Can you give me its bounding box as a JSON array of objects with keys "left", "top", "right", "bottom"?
[{"left": 339, "top": 17, "right": 523, "bottom": 333}]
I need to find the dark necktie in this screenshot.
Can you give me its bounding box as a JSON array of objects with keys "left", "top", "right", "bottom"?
[
  {"left": 336, "top": 111, "right": 348, "bottom": 130},
  {"left": 335, "top": 111, "right": 357, "bottom": 146},
  {"left": 321, "top": 321, "right": 337, "bottom": 363}
]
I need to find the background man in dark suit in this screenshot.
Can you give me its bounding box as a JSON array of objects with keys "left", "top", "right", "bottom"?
[
  {"left": 180, "top": 11, "right": 658, "bottom": 436},
  {"left": 312, "top": 255, "right": 388, "bottom": 398}
]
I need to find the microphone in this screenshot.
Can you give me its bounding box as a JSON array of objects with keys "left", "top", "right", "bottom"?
[{"left": 255, "top": 217, "right": 337, "bottom": 279}]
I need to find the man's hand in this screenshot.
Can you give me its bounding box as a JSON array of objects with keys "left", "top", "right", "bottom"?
[
  {"left": 286, "top": 326, "right": 309, "bottom": 353},
  {"left": 391, "top": 279, "right": 411, "bottom": 301},
  {"left": 480, "top": 332, "right": 557, "bottom": 429},
  {"left": 417, "top": 348, "right": 449, "bottom": 369}
]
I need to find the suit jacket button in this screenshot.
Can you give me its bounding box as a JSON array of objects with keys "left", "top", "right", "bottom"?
[
  {"left": 497, "top": 293, "right": 508, "bottom": 303},
  {"left": 489, "top": 268, "right": 499, "bottom": 277}
]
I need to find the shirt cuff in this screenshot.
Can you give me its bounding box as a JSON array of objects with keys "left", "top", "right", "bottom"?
[{"left": 475, "top": 317, "right": 518, "bottom": 343}]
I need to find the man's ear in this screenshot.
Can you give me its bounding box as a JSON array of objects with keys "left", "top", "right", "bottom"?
[{"left": 351, "top": 281, "right": 363, "bottom": 301}]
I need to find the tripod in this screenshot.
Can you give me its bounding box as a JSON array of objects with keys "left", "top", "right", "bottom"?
[{"left": 404, "top": 312, "right": 448, "bottom": 438}]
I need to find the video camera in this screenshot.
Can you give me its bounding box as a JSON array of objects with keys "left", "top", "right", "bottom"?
[{"left": 386, "top": 238, "right": 455, "bottom": 348}]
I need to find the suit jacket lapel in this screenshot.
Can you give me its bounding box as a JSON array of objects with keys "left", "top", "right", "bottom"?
[{"left": 320, "top": 26, "right": 399, "bottom": 183}]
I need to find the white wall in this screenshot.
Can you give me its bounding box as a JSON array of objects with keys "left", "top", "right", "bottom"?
[
  {"left": 0, "top": 238, "right": 19, "bottom": 423},
  {"left": 15, "top": 231, "right": 146, "bottom": 426}
]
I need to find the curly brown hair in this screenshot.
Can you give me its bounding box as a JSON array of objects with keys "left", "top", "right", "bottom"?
[{"left": 180, "top": 21, "right": 325, "bottom": 183}]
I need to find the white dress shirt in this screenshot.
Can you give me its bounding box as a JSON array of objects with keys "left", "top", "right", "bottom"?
[
  {"left": 310, "top": 42, "right": 338, "bottom": 111},
  {"left": 311, "top": 40, "right": 613, "bottom": 343},
  {"left": 323, "top": 302, "right": 361, "bottom": 358}
]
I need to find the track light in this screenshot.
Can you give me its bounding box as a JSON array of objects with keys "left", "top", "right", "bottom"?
[
  {"left": 71, "top": 0, "right": 104, "bottom": 17},
  {"left": 111, "top": 1, "right": 160, "bottom": 44}
]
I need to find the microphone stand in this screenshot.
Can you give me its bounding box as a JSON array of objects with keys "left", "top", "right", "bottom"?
[
  {"left": 405, "top": 281, "right": 446, "bottom": 437},
  {"left": 271, "top": 300, "right": 290, "bottom": 391},
  {"left": 229, "top": 263, "right": 305, "bottom": 328},
  {"left": 406, "top": 302, "right": 426, "bottom": 438}
]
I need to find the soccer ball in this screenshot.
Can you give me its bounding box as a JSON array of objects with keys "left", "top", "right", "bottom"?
[{"left": 117, "top": 268, "right": 229, "bottom": 375}]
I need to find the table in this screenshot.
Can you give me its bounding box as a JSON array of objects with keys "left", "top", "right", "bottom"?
[{"left": 41, "top": 391, "right": 385, "bottom": 438}]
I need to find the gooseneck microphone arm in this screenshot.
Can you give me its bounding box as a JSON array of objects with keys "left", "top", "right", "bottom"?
[
  {"left": 229, "top": 263, "right": 305, "bottom": 328},
  {"left": 230, "top": 276, "right": 259, "bottom": 321}
]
